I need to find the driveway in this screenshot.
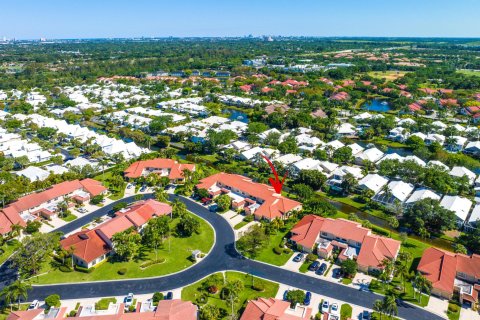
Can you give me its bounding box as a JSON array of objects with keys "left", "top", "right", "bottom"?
[{"left": 2, "top": 194, "right": 446, "bottom": 320}]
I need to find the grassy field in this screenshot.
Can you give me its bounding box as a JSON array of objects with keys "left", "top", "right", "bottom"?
[
  {"left": 253, "top": 221, "right": 295, "bottom": 266},
  {"left": 457, "top": 69, "right": 480, "bottom": 77},
  {"left": 33, "top": 213, "right": 214, "bottom": 284},
  {"left": 369, "top": 277, "right": 429, "bottom": 307},
  {"left": 367, "top": 71, "right": 409, "bottom": 81},
  {"left": 181, "top": 271, "right": 279, "bottom": 319},
  {"left": 0, "top": 239, "right": 21, "bottom": 265},
  {"left": 446, "top": 301, "right": 461, "bottom": 320}
]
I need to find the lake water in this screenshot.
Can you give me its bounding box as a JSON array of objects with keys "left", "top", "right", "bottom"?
[
  {"left": 362, "top": 99, "right": 392, "bottom": 113},
  {"left": 224, "top": 109, "right": 249, "bottom": 123}
]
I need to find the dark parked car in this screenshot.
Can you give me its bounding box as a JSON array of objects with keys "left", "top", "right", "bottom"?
[
  {"left": 304, "top": 292, "right": 311, "bottom": 306},
  {"left": 332, "top": 268, "right": 343, "bottom": 279},
  {"left": 201, "top": 197, "right": 212, "bottom": 205},
  {"left": 283, "top": 290, "right": 289, "bottom": 301},
  {"left": 165, "top": 292, "right": 173, "bottom": 300},
  {"left": 209, "top": 204, "right": 218, "bottom": 212},
  {"left": 308, "top": 261, "right": 320, "bottom": 271},
  {"left": 362, "top": 310, "right": 371, "bottom": 319},
  {"left": 293, "top": 253, "right": 304, "bottom": 262},
  {"left": 316, "top": 262, "right": 327, "bottom": 275},
  {"left": 139, "top": 185, "right": 147, "bottom": 192}
]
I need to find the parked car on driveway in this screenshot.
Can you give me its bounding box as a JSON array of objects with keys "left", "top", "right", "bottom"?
[
  {"left": 27, "top": 300, "right": 39, "bottom": 310},
  {"left": 308, "top": 261, "right": 320, "bottom": 271},
  {"left": 283, "top": 290, "right": 289, "bottom": 301},
  {"left": 304, "top": 292, "right": 311, "bottom": 306},
  {"left": 165, "top": 292, "right": 173, "bottom": 300},
  {"left": 316, "top": 262, "right": 327, "bottom": 275},
  {"left": 332, "top": 268, "right": 343, "bottom": 279},
  {"left": 127, "top": 183, "right": 133, "bottom": 189},
  {"left": 362, "top": 310, "right": 371, "bottom": 319},
  {"left": 321, "top": 300, "right": 329, "bottom": 313},
  {"left": 139, "top": 185, "right": 147, "bottom": 192},
  {"left": 293, "top": 253, "right": 304, "bottom": 262},
  {"left": 330, "top": 303, "right": 339, "bottom": 315},
  {"left": 124, "top": 293, "right": 134, "bottom": 307}
]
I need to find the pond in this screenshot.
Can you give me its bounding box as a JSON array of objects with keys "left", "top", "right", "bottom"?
[
  {"left": 362, "top": 99, "right": 392, "bottom": 113},
  {"left": 357, "top": 140, "right": 414, "bottom": 157},
  {"left": 223, "top": 109, "right": 249, "bottom": 123}
]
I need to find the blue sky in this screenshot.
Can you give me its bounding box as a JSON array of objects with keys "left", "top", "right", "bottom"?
[{"left": 1, "top": 0, "right": 479, "bottom": 39}]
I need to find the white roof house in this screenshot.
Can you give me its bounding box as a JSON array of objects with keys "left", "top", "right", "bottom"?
[
  {"left": 425, "top": 133, "right": 445, "bottom": 145},
  {"left": 432, "top": 121, "right": 447, "bottom": 130},
  {"left": 358, "top": 174, "right": 389, "bottom": 194},
  {"left": 348, "top": 143, "right": 365, "bottom": 156},
  {"left": 410, "top": 132, "right": 427, "bottom": 141},
  {"left": 377, "top": 153, "right": 404, "bottom": 164},
  {"left": 440, "top": 195, "right": 473, "bottom": 222},
  {"left": 465, "top": 141, "right": 480, "bottom": 154},
  {"left": 355, "top": 147, "right": 384, "bottom": 164},
  {"left": 225, "top": 140, "right": 251, "bottom": 152},
  {"left": 332, "top": 166, "right": 364, "bottom": 180},
  {"left": 336, "top": 123, "right": 356, "bottom": 136},
  {"left": 15, "top": 166, "right": 50, "bottom": 182},
  {"left": 65, "top": 157, "right": 97, "bottom": 169},
  {"left": 353, "top": 112, "right": 372, "bottom": 121},
  {"left": 319, "top": 161, "right": 339, "bottom": 175},
  {"left": 467, "top": 204, "right": 480, "bottom": 225},
  {"left": 259, "top": 128, "right": 282, "bottom": 141},
  {"left": 427, "top": 160, "right": 449, "bottom": 171},
  {"left": 372, "top": 180, "right": 415, "bottom": 207},
  {"left": 449, "top": 166, "right": 477, "bottom": 185},
  {"left": 45, "top": 165, "right": 69, "bottom": 175},
  {"left": 404, "top": 155, "right": 427, "bottom": 167},
  {"left": 397, "top": 118, "right": 416, "bottom": 126},
  {"left": 405, "top": 188, "right": 441, "bottom": 205},
  {"left": 240, "top": 147, "right": 276, "bottom": 161},
  {"left": 324, "top": 140, "right": 345, "bottom": 151},
  {"left": 274, "top": 154, "right": 303, "bottom": 166},
  {"left": 291, "top": 158, "right": 322, "bottom": 174}
]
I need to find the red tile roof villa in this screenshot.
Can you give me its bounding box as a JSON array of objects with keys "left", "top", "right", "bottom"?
[
  {"left": 196, "top": 173, "right": 302, "bottom": 221},
  {"left": 124, "top": 158, "right": 195, "bottom": 182},
  {"left": 61, "top": 199, "right": 172, "bottom": 268},
  {"left": 290, "top": 215, "right": 400, "bottom": 272},
  {"left": 240, "top": 298, "right": 312, "bottom": 320},
  {"left": 0, "top": 179, "right": 107, "bottom": 236},
  {"left": 417, "top": 247, "right": 480, "bottom": 304}
]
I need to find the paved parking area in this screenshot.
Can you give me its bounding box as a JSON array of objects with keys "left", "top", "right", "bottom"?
[
  {"left": 275, "top": 283, "right": 373, "bottom": 320},
  {"left": 460, "top": 305, "right": 480, "bottom": 320}
]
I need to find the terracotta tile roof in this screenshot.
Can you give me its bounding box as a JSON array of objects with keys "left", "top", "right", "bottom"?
[
  {"left": 0, "top": 208, "right": 26, "bottom": 235},
  {"left": 124, "top": 158, "right": 195, "bottom": 180},
  {"left": 153, "top": 299, "right": 198, "bottom": 320},
  {"left": 197, "top": 173, "right": 301, "bottom": 220},
  {"left": 357, "top": 235, "right": 400, "bottom": 269},
  {"left": 456, "top": 254, "right": 480, "bottom": 279},
  {"left": 80, "top": 179, "right": 108, "bottom": 196},
  {"left": 265, "top": 104, "right": 289, "bottom": 115},
  {"left": 240, "top": 298, "right": 312, "bottom": 320},
  {"left": 61, "top": 200, "right": 171, "bottom": 263},
  {"left": 291, "top": 215, "right": 400, "bottom": 269},
  {"left": 60, "top": 229, "right": 110, "bottom": 264},
  {"left": 417, "top": 247, "right": 457, "bottom": 294}
]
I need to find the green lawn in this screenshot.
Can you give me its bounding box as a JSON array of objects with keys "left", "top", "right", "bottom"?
[
  {"left": 369, "top": 278, "right": 429, "bottom": 307},
  {"left": 299, "top": 261, "right": 310, "bottom": 273},
  {"left": 33, "top": 213, "right": 214, "bottom": 284},
  {"left": 233, "top": 221, "right": 248, "bottom": 230},
  {"left": 0, "top": 240, "right": 21, "bottom": 265},
  {"left": 61, "top": 213, "right": 78, "bottom": 222},
  {"left": 253, "top": 222, "right": 295, "bottom": 266},
  {"left": 181, "top": 271, "right": 279, "bottom": 319},
  {"left": 447, "top": 301, "right": 461, "bottom": 320},
  {"left": 458, "top": 69, "right": 480, "bottom": 78},
  {"left": 93, "top": 171, "right": 126, "bottom": 200}
]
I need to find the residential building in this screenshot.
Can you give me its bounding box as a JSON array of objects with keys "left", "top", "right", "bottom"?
[
  {"left": 196, "top": 173, "right": 302, "bottom": 221},
  {"left": 290, "top": 215, "right": 400, "bottom": 273},
  {"left": 405, "top": 188, "right": 441, "bottom": 206},
  {"left": 355, "top": 147, "right": 384, "bottom": 165},
  {"left": 240, "top": 298, "right": 312, "bottom": 320},
  {"left": 124, "top": 159, "right": 195, "bottom": 183},
  {"left": 0, "top": 179, "right": 107, "bottom": 234},
  {"left": 449, "top": 166, "right": 477, "bottom": 185},
  {"left": 61, "top": 199, "right": 172, "bottom": 268},
  {"left": 6, "top": 300, "right": 197, "bottom": 320},
  {"left": 440, "top": 195, "right": 473, "bottom": 223},
  {"left": 372, "top": 180, "right": 414, "bottom": 210},
  {"left": 417, "top": 247, "right": 480, "bottom": 306},
  {"left": 357, "top": 174, "right": 389, "bottom": 194}
]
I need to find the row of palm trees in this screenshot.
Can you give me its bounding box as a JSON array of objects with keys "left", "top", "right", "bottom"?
[{"left": 0, "top": 280, "right": 32, "bottom": 311}]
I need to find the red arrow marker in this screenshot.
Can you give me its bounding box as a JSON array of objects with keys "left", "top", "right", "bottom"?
[{"left": 261, "top": 154, "right": 287, "bottom": 194}]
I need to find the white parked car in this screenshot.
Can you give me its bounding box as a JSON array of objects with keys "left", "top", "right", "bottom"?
[
  {"left": 330, "top": 303, "right": 339, "bottom": 315},
  {"left": 124, "top": 293, "right": 134, "bottom": 307},
  {"left": 28, "top": 300, "right": 39, "bottom": 310}
]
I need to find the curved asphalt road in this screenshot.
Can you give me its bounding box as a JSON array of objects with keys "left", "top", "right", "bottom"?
[{"left": 6, "top": 194, "right": 442, "bottom": 320}]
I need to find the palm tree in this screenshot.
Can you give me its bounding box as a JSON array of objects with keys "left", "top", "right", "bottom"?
[
  {"left": 10, "top": 224, "right": 24, "bottom": 238},
  {"left": 387, "top": 216, "right": 399, "bottom": 237},
  {"left": 224, "top": 280, "right": 244, "bottom": 319},
  {"left": 394, "top": 262, "right": 408, "bottom": 293},
  {"left": 383, "top": 294, "right": 398, "bottom": 319},
  {"left": 9, "top": 280, "right": 32, "bottom": 309},
  {"left": 373, "top": 299, "right": 384, "bottom": 320},
  {"left": 0, "top": 284, "right": 16, "bottom": 311}
]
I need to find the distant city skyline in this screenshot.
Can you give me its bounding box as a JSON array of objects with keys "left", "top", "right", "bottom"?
[{"left": 1, "top": 0, "right": 479, "bottom": 39}]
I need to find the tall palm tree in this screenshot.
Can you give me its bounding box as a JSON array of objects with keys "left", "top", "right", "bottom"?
[
  {"left": 394, "top": 262, "right": 408, "bottom": 293},
  {"left": 0, "top": 284, "right": 16, "bottom": 311},
  {"left": 373, "top": 299, "right": 384, "bottom": 320},
  {"left": 9, "top": 280, "right": 32, "bottom": 309},
  {"left": 383, "top": 294, "right": 398, "bottom": 319}
]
